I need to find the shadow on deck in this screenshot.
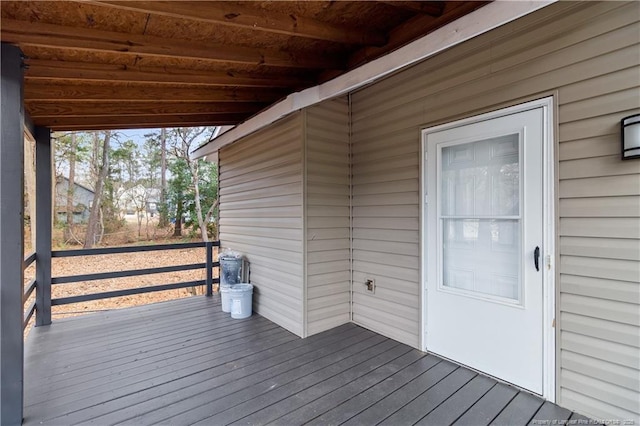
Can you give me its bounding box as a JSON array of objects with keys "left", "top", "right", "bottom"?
[{"left": 24, "top": 296, "right": 586, "bottom": 425}]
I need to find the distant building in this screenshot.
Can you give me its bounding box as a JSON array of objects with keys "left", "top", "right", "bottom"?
[
  {"left": 117, "top": 185, "right": 160, "bottom": 217},
  {"left": 55, "top": 176, "right": 94, "bottom": 224}
]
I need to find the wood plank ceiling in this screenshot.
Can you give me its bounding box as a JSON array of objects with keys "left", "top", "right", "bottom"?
[{"left": 0, "top": 1, "right": 486, "bottom": 131}]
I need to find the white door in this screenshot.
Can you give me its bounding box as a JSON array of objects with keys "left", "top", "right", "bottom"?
[{"left": 424, "top": 106, "right": 545, "bottom": 394}]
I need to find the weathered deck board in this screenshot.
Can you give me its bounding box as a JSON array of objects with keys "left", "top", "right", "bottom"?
[
  {"left": 305, "top": 354, "right": 442, "bottom": 426},
  {"left": 233, "top": 343, "right": 412, "bottom": 426},
  {"left": 270, "top": 349, "right": 426, "bottom": 426},
  {"left": 57, "top": 325, "right": 364, "bottom": 425},
  {"left": 27, "top": 319, "right": 281, "bottom": 399},
  {"left": 23, "top": 296, "right": 586, "bottom": 425},
  {"left": 454, "top": 383, "right": 519, "bottom": 425},
  {"left": 342, "top": 361, "right": 459, "bottom": 426},
  {"left": 491, "top": 391, "right": 546, "bottom": 425},
  {"left": 378, "top": 367, "right": 477, "bottom": 425},
  {"left": 416, "top": 375, "right": 497, "bottom": 425},
  {"left": 530, "top": 401, "right": 573, "bottom": 424}
]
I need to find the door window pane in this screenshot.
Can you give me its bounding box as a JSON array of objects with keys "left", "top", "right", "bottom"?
[
  {"left": 440, "top": 134, "right": 522, "bottom": 302},
  {"left": 441, "top": 134, "right": 520, "bottom": 216},
  {"left": 442, "top": 219, "right": 521, "bottom": 300}
]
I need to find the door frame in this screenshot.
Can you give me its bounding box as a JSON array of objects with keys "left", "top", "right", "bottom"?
[{"left": 419, "top": 96, "right": 556, "bottom": 401}]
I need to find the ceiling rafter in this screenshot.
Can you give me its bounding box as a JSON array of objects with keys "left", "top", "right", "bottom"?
[
  {"left": 0, "top": 1, "right": 487, "bottom": 130},
  {"left": 26, "top": 101, "right": 267, "bottom": 118},
  {"left": 347, "top": 1, "right": 488, "bottom": 69},
  {"left": 40, "top": 114, "right": 251, "bottom": 131},
  {"left": 91, "top": 1, "right": 387, "bottom": 46},
  {"left": 377, "top": 1, "right": 445, "bottom": 16},
  {"left": 24, "top": 59, "right": 313, "bottom": 88},
  {"left": 2, "top": 19, "right": 344, "bottom": 69},
  {"left": 24, "top": 83, "right": 286, "bottom": 103}
]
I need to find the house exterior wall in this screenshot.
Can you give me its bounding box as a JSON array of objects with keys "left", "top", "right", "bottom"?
[
  {"left": 350, "top": 1, "right": 639, "bottom": 420},
  {"left": 55, "top": 177, "right": 94, "bottom": 223},
  {"left": 304, "top": 98, "right": 351, "bottom": 336},
  {"left": 218, "top": 102, "right": 351, "bottom": 338},
  {"left": 218, "top": 113, "right": 305, "bottom": 337}
]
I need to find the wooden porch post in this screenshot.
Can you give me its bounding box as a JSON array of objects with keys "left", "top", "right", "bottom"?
[
  {"left": 206, "top": 241, "right": 213, "bottom": 297},
  {"left": 35, "top": 126, "right": 52, "bottom": 326},
  {"left": 0, "top": 42, "right": 25, "bottom": 426}
]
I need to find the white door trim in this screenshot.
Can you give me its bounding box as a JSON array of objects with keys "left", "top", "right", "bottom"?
[{"left": 419, "top": 96, "right": 556, "bottom": 401}]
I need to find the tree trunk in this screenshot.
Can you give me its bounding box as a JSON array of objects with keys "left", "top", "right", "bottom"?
[
  {"left": 64, "top": 133, "right": 77, "bottom": 241},
  {"left": 84, "top": 131, "right": 110, "bottom": 248},
  {"left": 145, "top": 210, "right": 150, "bottom": 240},
  {"left": 137, "top": 209, "right": 143, "bottom": 238},
  {"left": 51, "top": 137, "right": 57, "bottom": 232},
  {"left": 173, "top": 198, "right": 183, "bottom": 237},
  {"left": 159, "top": 128, "right": 168, "bottom": 227},
  {"left": 24, "top": 135, "right": 37, "bottom": 249},
  {"left": 91, "top": 130, "right": 100, "bottom": 178},
  {"left": 190, "top": 161, "right": 209, "bottom": 242},
  {"left": 204, "top": 198, "right": 219, "bottom": 240}
]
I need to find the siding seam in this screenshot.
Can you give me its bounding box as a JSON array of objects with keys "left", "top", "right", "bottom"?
[{"left": 302, "top": 109, "right": 308, "bottom": 338}]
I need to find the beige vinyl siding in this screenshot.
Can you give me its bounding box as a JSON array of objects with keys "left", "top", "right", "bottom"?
[
  {"left": 219, "top": 113, "right": 305, "bottom": 337},
  {"left": 350, "top": 130, "right": 421, "bottom": 347},
  {"left": 350, "top": 1, "right": 640, "bottom": 420},
  {"left": 304, "top": 98, "right": 351, "bottom": 336}
]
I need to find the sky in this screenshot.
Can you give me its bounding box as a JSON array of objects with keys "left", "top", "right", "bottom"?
[
  {"left": 114, "top": 127, "right": 221, "bottom": 149},
  {"left": 116, "top": 128, "right": 160, "bottom": 146}
]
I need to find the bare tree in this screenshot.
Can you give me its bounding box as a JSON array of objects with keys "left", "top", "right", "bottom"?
[
  {"left": 64, "top": 132, "right": 77, "bottom": 241},
  {"left": 159, "top": 127, "right": 169, "bottom": 227},
  {"left": 23, "top": 133, "right": 37, "bottom": 249},
  {"left": 173, "top": 198, "right": 184, "bottom": 237},
  {"left": 84, "top": 131, "right": 111, "bottom": 248},
  {"left": 121, "top": 185, "right": 149, "bottom": 238},
  {"left": 170, "top": 127, "right": 217, "bottom": 242}
]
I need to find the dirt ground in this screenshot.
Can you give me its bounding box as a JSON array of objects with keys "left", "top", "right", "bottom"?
[{"left": 23, "top": 221, "right": 218, "bottom": 337}]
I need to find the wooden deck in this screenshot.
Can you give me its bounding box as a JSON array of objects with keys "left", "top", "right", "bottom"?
[{"left": 24, "top": 296, "right": 588, "bottom": 425}]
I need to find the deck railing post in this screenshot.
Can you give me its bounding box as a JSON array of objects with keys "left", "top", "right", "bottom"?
[
  {"left": 0, "top": 42, "right": 25, "bottom": 426},
  {"left": 35, "top": 126, "right": 52, "bottom": 326},
  {"left": 206, "top": 241, "right": 213, "bottom": 297}
]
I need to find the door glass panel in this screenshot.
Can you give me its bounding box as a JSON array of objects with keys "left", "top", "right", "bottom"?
[
  {"left": 441, "top": 134, "right": 520, "bottom": 216},
  {"left": 442, "top": 218, "right": 521, "bottom": 300},
  {"left": 440, "top": 134, "right": 522, "bottom": 302}
]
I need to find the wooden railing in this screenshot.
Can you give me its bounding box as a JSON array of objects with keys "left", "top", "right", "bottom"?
[
  {"left": 23, "top": 241, "right": 220, "bottom": 330},
  {"left": 22, "top": 252, "right": 37, "bottom": 330},
  {"left": 50, "top": 241, "right": 220, "bottom": 306}
]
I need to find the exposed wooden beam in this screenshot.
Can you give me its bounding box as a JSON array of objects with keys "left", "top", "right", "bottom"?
[
  {"left": 25, "top": 101, "right": 266, "bottom": 118},
  {"left": 24, "top": 82, "right": 286, "bottom": 103},
  {"left": 24, "top": 59, "right": 313, "bottom": 88},
  {"left": 34, "top": 113, "right": 251, "bottom": 130},
  {"left": 347, "top": 1, "right": 488, "bottom": 69},
  {"left": 34, "top": 126, "right": 52, "bottom": 326},
  {"left": 1, "top": 19, "right": 344, "bottom": 69},
  {"left": 378, "top": 1, "right": 445, "bottom": 16},
  {"left": 91, "top": 1, "right": 387, "bottom": 46},
  {"left": 0, "top": 42, "right": 25, "bottom": 426}
]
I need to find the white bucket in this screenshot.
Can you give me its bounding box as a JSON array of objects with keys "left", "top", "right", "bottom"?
[
  {"left": 229, "top": 284, "right": 253, "bottom": 319},
  {"left": 220, "top": 285, "right": 232, "bottom": 313}
]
